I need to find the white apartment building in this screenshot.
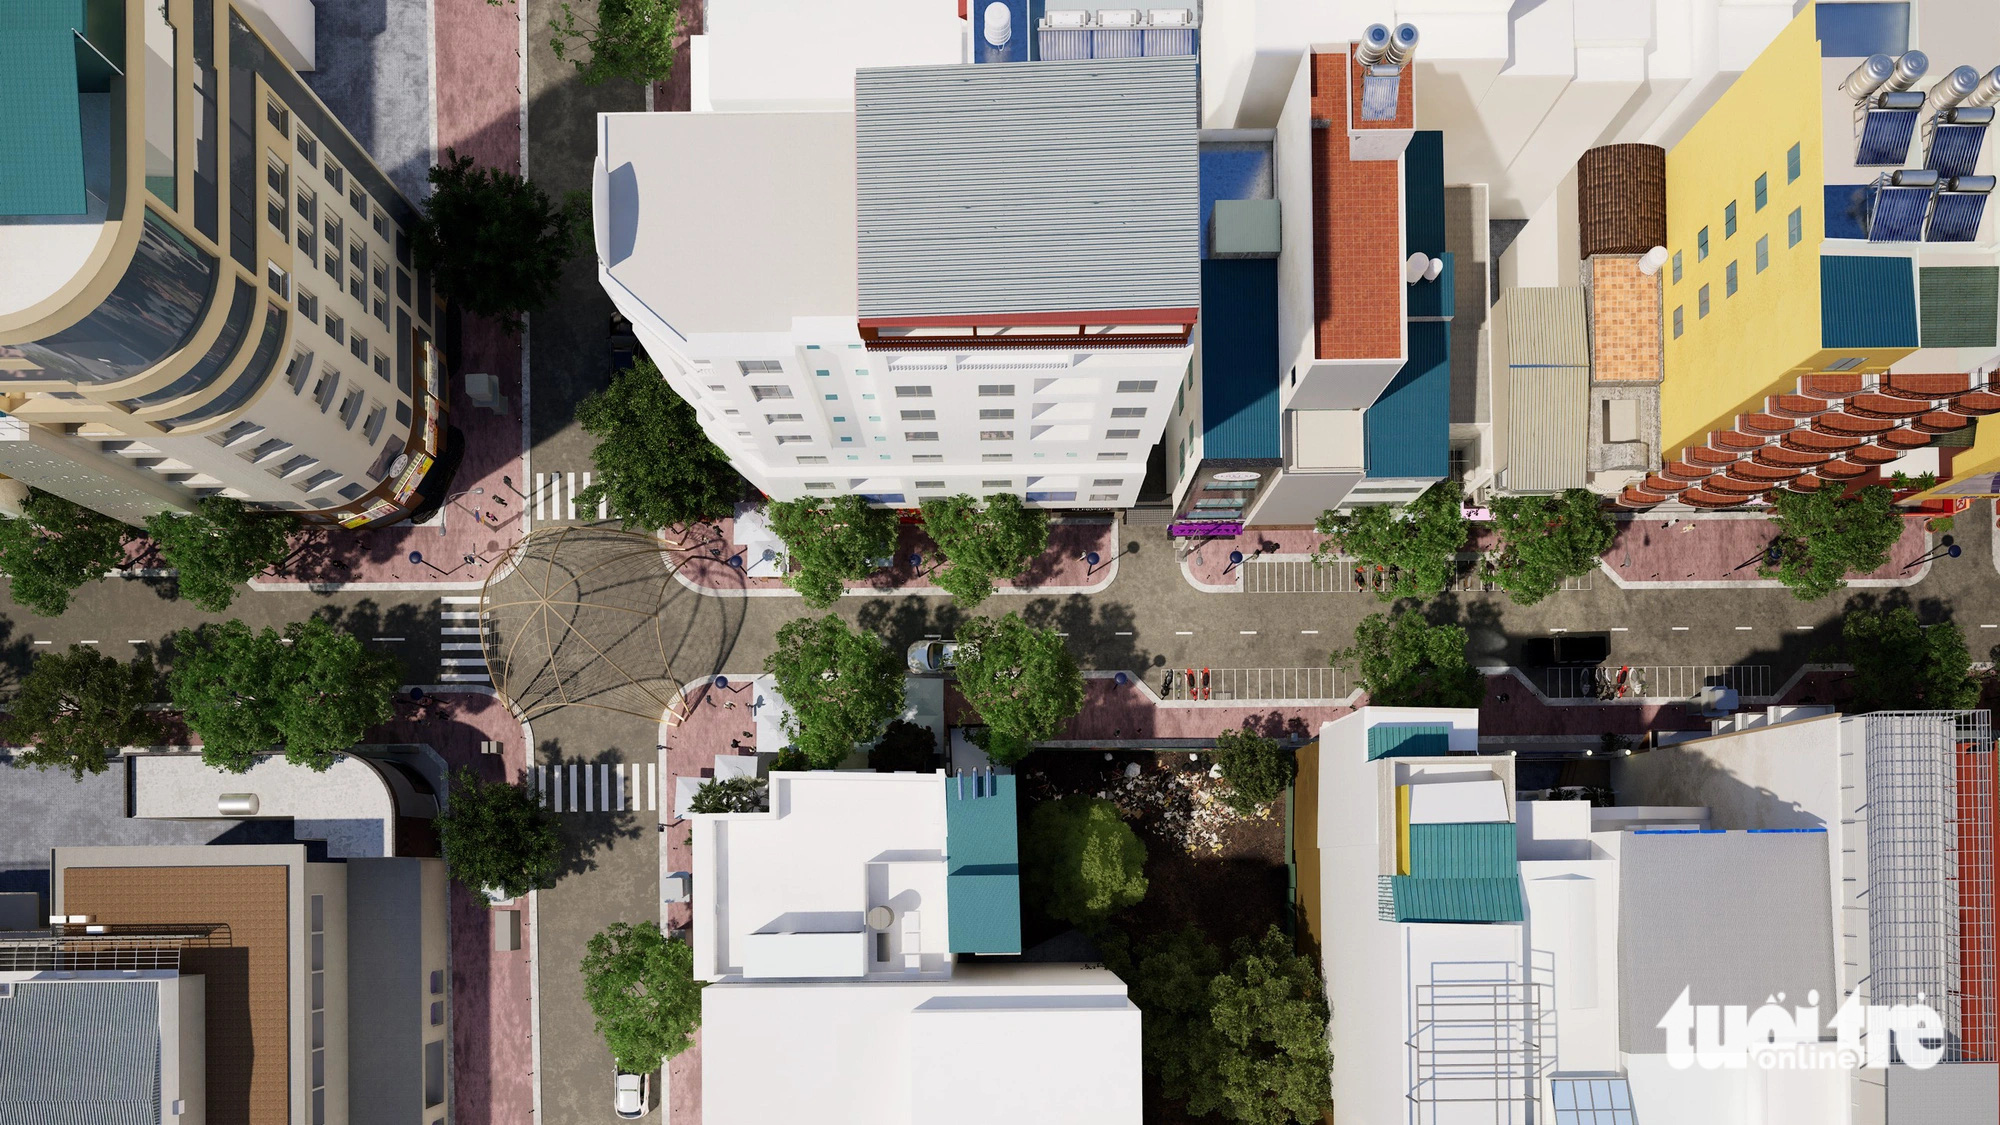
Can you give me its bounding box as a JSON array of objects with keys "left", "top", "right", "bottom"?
[
  {"left": 0, "top": 0, "right": 442, "bottom": 526},
  {"left": 593, "top": 2, "right": 1199, "bottom": 509}
]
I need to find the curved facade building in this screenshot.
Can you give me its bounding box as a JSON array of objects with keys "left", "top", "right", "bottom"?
[{"left": 0, "top": 0, "right": 444, "bottom": 526}]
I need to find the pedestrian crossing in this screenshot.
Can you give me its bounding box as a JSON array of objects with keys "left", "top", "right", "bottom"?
[
  {"left": 531, "top": 470, "right": 610, "bottom": 523},
  {"left": 437, "top": 596, "right": 490, "bottom": 684},
  {"left": 528, "top": 762, "right": 659, "bottom": 814}
]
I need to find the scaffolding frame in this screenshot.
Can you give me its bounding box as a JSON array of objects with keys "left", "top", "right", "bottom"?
[
  {"left": 0, "top": 923, "right": 230, "bottom": 972},
  {"left": 1406, "top": 959, "right": 1553, "bottom": 1125},
  {"left": 1863, "top": 710, "right": 1996, "bottom": 1062}
]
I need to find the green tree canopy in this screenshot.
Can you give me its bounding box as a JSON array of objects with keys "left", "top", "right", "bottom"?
[
  {"left": 1762, "top": 484, "right": 1905, "bottom": 601},
  {"left": 1211, "top": 728, "right": 1294, "bottom": 813},
  {"left": 167, "top": 617, "right": 404, "bottom": 773},
  {"left": 413, "top": 149, "right": 585, "bottom": 330},
  {"left": 1112, "top": 925, "right": 1333, "bottom": 1125},
  {"left": 765, "top": 495, "right": 898, "bottom": 609},
  {"left": 551, "top": 0, "right": 680, "bottom": 86},
  {"left": 763, "top": 615, "right": 904, "bottom": 768},
  {"left": 1020, "top": 795, "right": 1147, "bottom": 927},
  {"left": 952, "top": 612, "right": 1086, "bottom": 762},
  {"left": 1841, "top": 604, "right": 1980, "bottom": 712},
  {"left": 687, "top": 775, "right": 769, "bottom": 813},
  {"left": 145, "top": 497, "right": 296, "bottom": 612},
  {"left": 868, "top": 718, "right": 937, "bottom": 773},
  {"left": 1312, "top": 482, "right": 1466, "bottom": 600},
  {"left": 574, "top": 360, "right": 741, "bottom": 532},
  {"left": 1332, "top": 610, "right": 1485, "bottom": 709},
  {"left": 1487, "top": 489, "right": 1615, "bottom": 606},
  {"left": 0, "top": 489, "right": 131, "bottom": 617},
  {"left": 0, "top": 645, "right": 162, "bottom": 779},
  {"left": 435, "top": 766, "right": 564, "bottom": 898},
  {"left": 580, "top": 921, "right": 704, "bottom": 1071},
  {"left": 917, "top": 493, "right": 1050, "bottom": 606}
]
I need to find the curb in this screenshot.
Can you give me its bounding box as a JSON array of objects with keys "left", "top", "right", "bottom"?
[{"left": 252, "top": 578, "right": 487, "bottom": 593}]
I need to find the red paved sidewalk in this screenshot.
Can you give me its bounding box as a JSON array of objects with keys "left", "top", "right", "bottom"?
[
  {"left": 667, "top": 517, "right": 1118, "bottom": 595},
  {"left": 367, "top": 690, "right": 536, "bottom": 1125}
]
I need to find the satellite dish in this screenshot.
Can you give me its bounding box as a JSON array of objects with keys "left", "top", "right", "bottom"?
[{"left": 1405, "top": 252, "right": 1432, "bottom": 284}]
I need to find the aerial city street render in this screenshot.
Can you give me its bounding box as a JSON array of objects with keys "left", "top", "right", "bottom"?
[{"left": 5, "top": 0, "right": 2000, "bottom": 1123}]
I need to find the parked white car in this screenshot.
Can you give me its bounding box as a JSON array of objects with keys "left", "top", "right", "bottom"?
[
  {"left": 614, "top": 1071, "right": 648, "bottom": 1119},
  {"left": 906, "top": 639, "right": 959, "bottom": 675}
]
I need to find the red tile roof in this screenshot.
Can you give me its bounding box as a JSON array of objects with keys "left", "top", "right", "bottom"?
[{"left": 1311, "top": 53, "right": 1402, "bottom": 360}]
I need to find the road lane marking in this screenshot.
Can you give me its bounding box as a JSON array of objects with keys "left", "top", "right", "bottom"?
[
  {"left": 127, "top": 639, "right": 147, "bottom": 644},
  {"left": 79, "top": 640, "right": 97, "bottom": 644},
  {"left": 372, "top": 636, "right": 406, "bottom": 642},
  {"left": 1549, "top": 628, "right": 1568, "bottom": 633},
  {"left": 1115, "top": 631, "right": 1133, "bottom": 636},
  {"left": 1175, "top": 630, "right": 1193, "bottom": 635},
  {"left": 1672, "top": 627, "right": 1689, "bottom": 631},
  {"left": 1301, "top": 630, "right": 1319, "bottom": 635},
  {"left": 1796, "top": 625, "right": 1815, "bottom": 631},
  {"left": 1611, "top": 627, "right": 1628, "bottom": 632},
  {"left": 1735, "top": 626, "right": 1753, "bottom": 630},
  {"left": 32, "top": 640, "right": 49, "bottom": 645},
  {"left": 1240, "top": 630, "right": 1258, "bottom": 635}
]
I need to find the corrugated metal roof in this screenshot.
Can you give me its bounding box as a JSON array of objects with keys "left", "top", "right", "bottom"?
[
  {"left": 1502, "top": 366, "right": 1589, "bottom": 493},
  {"left": 1822, "top": 255, "right": 1919, "bottom": 349},
  {"left": 1919, "top": 266, "right": 1999, "bottom": 349},
  {"left": 1391, "top": 876, "right": 1525, "bottom": 923},
  {"left": 1407, "top": 822, "right": 1518, "bottom": 879},
  {"left": 0, "top": 0, "right": 87, "bottom": 216},
  {"left": 946, "top": 772, "right": 1022, "bottom": 954},
  {"left": 1405, "top": 131, "right": 1446, "bottom": 258},
  {"left": 1200, "top": 258, "right": 1280, "bottom": 459},
  {"left": 1501, "top": 288, "right": 1591, "bottom": 368},
  {"left": 0, "top": 979, "right": 161, "bottom": 1125},
  {"left": 854, "top": 57, "right": 1200, "bottom": 319},
  {"left": 1364, "top": 320, "right": 1451, "bottom": 479},
  {"left": 1366, "top": 724, "right": 1450, "bottom": 761}
]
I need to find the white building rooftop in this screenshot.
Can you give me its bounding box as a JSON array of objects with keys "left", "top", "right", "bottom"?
[{"left": 692, "top": 0, "right": 965, "bottom": 112}]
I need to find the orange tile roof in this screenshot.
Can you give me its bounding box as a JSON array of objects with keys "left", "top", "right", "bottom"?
[
  {"left": 1311, "top": 52, "right": 1403, "bottom": 360},
  {"left": 1589, "top": 257, "right": 1662, "bottom": 383},
  {"left": 65, "top": 865, "right": 293, "bottom": 1125}
]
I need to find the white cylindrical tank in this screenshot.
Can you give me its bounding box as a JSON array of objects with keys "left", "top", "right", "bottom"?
[
  {"left": 1925, "top": 66, "right": 1983, "bottom": 117},
  {"left": 1962, "top": 66, "right": 2000, "bottom": 109},
  {"left": 1841, "top": 54, "right": 1896, "bottom": 99},
  {"left": 983, "top": 2, "right": 1011, "bottom": 47},
  {"left": 1883, "top": 51, "right": 1930, "bottom": 93},
  {"left": 1355, "top": 23, "right": 1390, "bottom": 66},
  {"left": 1637, "top": 246, "right": 1670, "bottom": 276},
  {"left": 1384, "top": 23, "right": 1419, "bottom": 67}
]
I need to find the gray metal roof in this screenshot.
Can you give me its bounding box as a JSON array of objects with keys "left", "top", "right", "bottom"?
[
  {"left": 1500, "top": 288, "right": 1590, "bottom": 368},
  {"left": 854, "top": 57, "right": 1200, "bottom": 320},
  {"left": 1616, "top": 830, "right": 1835, "bottom": 1054},
  {"left": 0, "top": 978, "right": 161, "bottom": 1125},
  {"left": 1501, "top": 366, "right": 1588, "bottom": 492}
]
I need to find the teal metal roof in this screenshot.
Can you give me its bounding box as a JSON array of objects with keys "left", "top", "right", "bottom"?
[
  {"left": 1364, "top": 318, "right": 1452, "bottom": 480},
  {"left": 1367, "top": 724, "right": 1450, "bottom": 761},
  {"left": 1391, "top": 876, "right": 1525, "bottom": 923},
  {"left": 946, "top": 772, "right": 1022, "bottom": 954},
  {"left": 1404, "top": 131, "right": 1446, "bottom": 258},
  {"left": 1200, "top": 258, "right": 1281, "bottom": 459},
  {"left": 1408, "top": 822, "right": 1518, "bottom": 879},
  {"left": 1822, "top": 255, "right": 1918, "bottom": 350},
  {"left": 0, "top": 0, "right": 89, "bottom": 216}
]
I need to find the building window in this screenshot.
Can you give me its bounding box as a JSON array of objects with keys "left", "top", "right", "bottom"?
[
  {"left": 295, "top": 288, "right": 318, "bottom": 325},
  {"left": 1089, "top": 493, "right": 1118, "bottom": 502},
  {"left": 894, "top": 386, "right": 932, "bottom": 398},
  {"left": 1697, "top": 284, "right": 1710, "bottom": 318},
  {"left": 979, "top": 479, "right": 1011, "bottom": 488},
  {"left": 324, "top": 160, "right": 345, "bottom": 194},
  {"left": 1672, "top": 306, "right": 1683, "bottom": 338},
  {"left": 905, "top": 431, "right": 939, "bottom": 441},
  {"left": 916, "top": 480, "right": 946, "bottom": 489},
  {"left": 295, "top": 128, "right": 317, "bottom": 168},
  {"left": 1671, "top": 250, "right": 1682, "bottom": 283},
  {"left": 831, "top": 415, "right": 846, "bottom": 423},
  {"left": 977, "top": 384, "right": 1014, "bottom": 397},
  {"left": 339, "top": 388, "right": 363, "bottom": 428},
  {"left": 1725, "top": 261, "right": 1738, "bottom": 297},
  {"left": 1115, "top": 380, "right": 1157, "bottom": 393},
  {"left": 350, "top": 333, "right": 368, "bottom": 362},
  {"left": 1696, "top": 227, "right": 1709, "bottom": 261},
  {"left": 348, "top": 273, "right": 364, "bottom": 302},
  {"left": 796, "top": 455, "right": 829, "bottom": 464},
  {"left": 765, "top": 413, "right": 803, "bottom": 424},
  {"left": 980, "top": 430, "right": 1014, "bottom": 441},
  {"left": 1787, "top": 142, "right": 1801, "bottom": 183},
  {"left": 1754, "top": 173, "right": 1768, "bottom": 212},
  {"left": 266, "top": 262, "right": 290, "bottom": 298},
  {"left": 900, "top": 409, "right": 935, "bottom": 421},
  {"left": 338, "top": 483, "right": 365, "bottom": 500},
  {"left": 738, "top": 359, "right": 783, "bottom": 375},
  {"left": 775, "top": 435, "right": 812, "bottom": 444},
  {"left": 804, "top": 482, "right": 834, "bottom": 490},
  {"left": 1787, "top": 207, "right": 1802, "bottom": 247},
  {"left": 982, "top": 453, "right": 1012, "bottom": 462},
  {"left": 1111, "top": 406, "right": 1147, "bottom": 419},
  {"left": 1092, "top": 478, "right": 1125, "bottom": 487},
  {"left": 211, "top": 420, "right": 263, "bottom": 447},
  {"left": 824, "top": 394, "right": 838, "bottom": 401},
  {"left": 349, "top": 184, "right": 366, "bottom": 214},
  {"left": 276, "top": 455, "right": 320, "bottom": 481},
  {"left": 373, "top": 354, "right": 389, "bottom": 380},
  {"left": 1826, "top": 356, "right": 1866, "bottom": 371},
  {"left": 303, "top": 469, "right": 340, "bottom": 491},
  {"left": 245, "top": 438, "right": 291, "bottom": 463},
  {"left": 1106, "top": 429, "right": 1140, "bottom": 440},
  {"left": 325, "top": 312, "right": 344, "bottom": 342},
  {"left": 979, "top": 408, "right": 1014, "bottom": 420},
  {"left": 1755, "top": 235, "right": 1769, "bottom": 273},
  {"left": 1723, "top": 201, "right": 1737, "bottom": 238},
  {"left": 1097, "top": 452, "right": 1128, "bottom": 460},
  {"left": 363, "top": 404, "right": 387, "bottom": 443},
  {"left": 750, "top": 385, "right": 793, "bottom": 401},
  {"left": 313, "top": 369, "right": 341, "bottom": 411},
  {"left": 266, "top": 97, "right": 289, "bottom": 136},
  {"left": 913, "top": 454, "right": 943, "bottom": 463}
]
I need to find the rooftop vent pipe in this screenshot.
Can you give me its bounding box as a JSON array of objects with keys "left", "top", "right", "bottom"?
[
  {"left": 1883, "top": 51, "right": 1930, "bottom": 93},
  {"left": 1356, "top": 24, "right": 1390, "bottom": 66},
  {"left": 1925, "top": 66, "right": 1983, "bottom": 118},
  {"left": 1963, "top": 66, "right": 2000, "bottom": 109},
  {"left": 1842, "top": 55, "right": 1896, "bottom": 99},
  {"left": 1385, "top": 23, "right": 1419, "bottom": 68}
]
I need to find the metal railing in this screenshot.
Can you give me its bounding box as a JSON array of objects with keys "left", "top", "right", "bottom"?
[
  {"left": 1156, "top": 666, "right": 1343, "bottom": 702},
  {"left": 1537, "top": 664, "right": 1771, "bottom": 701}
]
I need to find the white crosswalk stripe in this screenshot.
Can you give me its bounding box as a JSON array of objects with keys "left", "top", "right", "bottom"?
[
  {"left": 434, "top": 598, "right": 490, "bottom": 685},
  {"left": 532, "top": 470, "right": 611, "bottom": 523},
  {"left": 529, "top": 763, "right": 657, "bottom": 814}
]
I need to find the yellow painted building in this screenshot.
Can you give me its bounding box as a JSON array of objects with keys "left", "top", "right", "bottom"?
[
  {"left": 1659, "top": 5, "right": 1920, "bottom": 460},
  {"left": 1912, "top": 422, "right": 2000, "bottom": 500}
]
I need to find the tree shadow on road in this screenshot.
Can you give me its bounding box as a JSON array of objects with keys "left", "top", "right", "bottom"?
[{"left": 535, "top": 740, "right": 646, "bottom": 883}]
